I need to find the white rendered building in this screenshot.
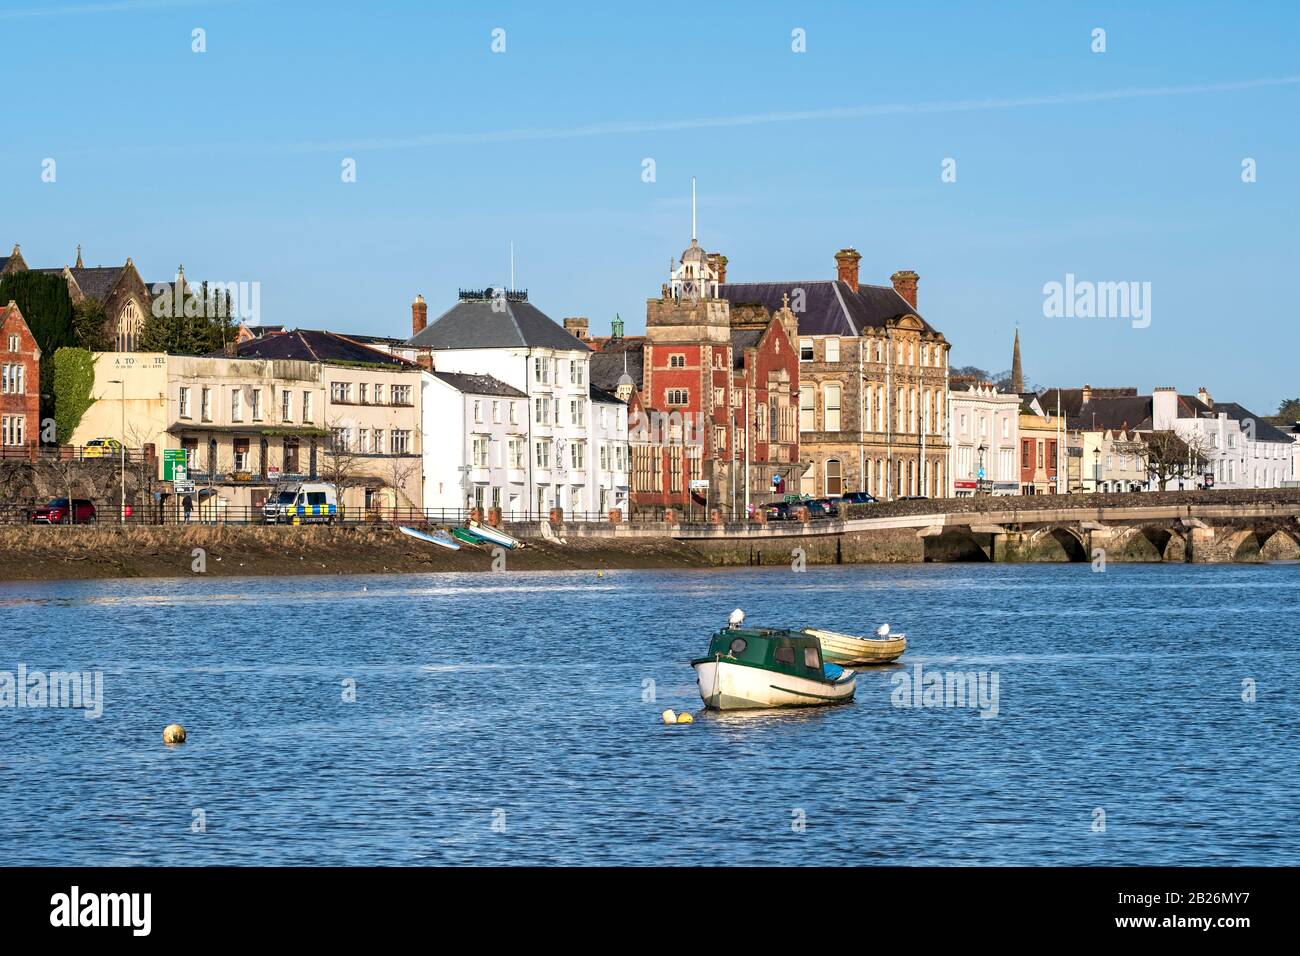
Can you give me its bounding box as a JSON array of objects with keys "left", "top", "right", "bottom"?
[{"left": 946, "top": 383, "right": 1020, "bottom": 496}]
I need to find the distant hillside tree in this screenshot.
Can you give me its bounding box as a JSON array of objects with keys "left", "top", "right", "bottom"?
[
  {"left": 138, "top": 282, "right": 235, "bottom": 355},
  {"left": 1277, "top": 397, "right": 1300, "bottom": 422}
]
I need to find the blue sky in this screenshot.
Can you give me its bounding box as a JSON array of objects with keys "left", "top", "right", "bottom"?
[{"left": 2, "top": 0, "right": 1296, "bottom": 412}]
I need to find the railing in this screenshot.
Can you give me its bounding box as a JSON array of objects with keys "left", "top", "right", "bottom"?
[
  {"left": 0, "top": 502, "right": 835, "bottom": 528},
  {"left": 0, "top": 444, "right": 150, "bottom": 463}
]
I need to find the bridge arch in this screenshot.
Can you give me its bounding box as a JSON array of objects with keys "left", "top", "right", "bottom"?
[
  {"left": 1229, "top": 526, "right": 1300, "bottom": 562},
  {"left": 1026, "top": 525, "right": 1089, "bottom": 562},
  {"left": 1109, "top": 524, "right": 1187, "bottom": 562},
  {"left": 922, "top": 528, "right": 991, "bottom": 562}
]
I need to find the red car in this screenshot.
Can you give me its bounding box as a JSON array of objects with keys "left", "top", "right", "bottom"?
[{"left": 30, "top": 498, "right": 98, "bottom": 525}]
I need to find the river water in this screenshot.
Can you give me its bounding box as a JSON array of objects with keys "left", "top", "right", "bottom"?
[{"left": 1, "top": 563, "right": 1296, "bottom": 865}]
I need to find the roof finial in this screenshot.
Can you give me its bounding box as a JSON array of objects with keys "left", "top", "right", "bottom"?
[{"left": 75, "top": 244, "right": 83, "bottom": 269}]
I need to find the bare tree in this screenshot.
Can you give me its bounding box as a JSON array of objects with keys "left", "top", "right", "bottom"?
[
  {"left": 1140, "top": 430, "right": 1213, "bottom": 491},
  {"left": 123, "top": 421, "right": 162, "bottom": 522},
  {"left": 385, "top": 454, "right": 420, "bottom": 516},
  {"left": 38, "top": 455, "right": 91, "bottom": 524},
  {"left": 319, "top": 417, "right": 365, "bottom": 512}
]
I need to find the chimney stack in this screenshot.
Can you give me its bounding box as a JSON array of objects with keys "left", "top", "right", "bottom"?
[
  {"left": 1081, "top": 383, "right": 1092, "bottom": 405},
  {"left": 890, "top": 269, "right": 919, "bottom": 310},
  {"left": 706, "top": 252, "right": 728, "bottom": 285},
  {"left": 411, "top": 294, "right": 427, "bottom": 336},
  {"left": 1197, "top": 386, "right": 1212, "bottom": 408},
  {"left": 563, "top": 317, "right": 589, "bottom": 341},
  {"left": 834, "top": 248, "right": 861, "bottom": 292}
]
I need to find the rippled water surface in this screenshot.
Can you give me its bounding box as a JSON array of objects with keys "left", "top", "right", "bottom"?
[{"left": 1, "top": 563, "right": 1297, "bottom": 865}]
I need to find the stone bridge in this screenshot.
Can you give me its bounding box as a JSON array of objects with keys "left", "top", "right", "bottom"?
[{"left": 672, "top": 489, "right": 1300, "bottom": 564}]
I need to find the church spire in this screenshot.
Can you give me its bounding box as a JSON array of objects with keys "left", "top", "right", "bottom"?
[
  {"left": 1010, "top": 327, "right": 1024, "bottom": 393},
  {"left": 75, "top": 244, "right": 83, "bottom": 269}
]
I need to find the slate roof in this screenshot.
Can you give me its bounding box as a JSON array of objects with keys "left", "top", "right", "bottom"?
[
  {"left": 1038, "top": 387, "right": 1139, "bottom": 419},
  {"left": 589, "top": 338, "right": 644, "bottom": 393},
  {"left": 35, "top": 266, "right": 126, "bottom": 300},
  {"left": 1068, "top": 395, "right": 1155, "bottom": 431},
  {"left": 408, "top": 293, "right": 590, "bottom": 352},
  {"left": 1211, "top": 402, "right": 1293, "bottom": 444},
  {"left": 430, "top": 371, "right": 526, "bottom": 398},
  {"left": 716, "top": 280, "right": 936, "bottom": 337},
  {"left": 225, "top": 329, "right": 417, "bottom": 367}
]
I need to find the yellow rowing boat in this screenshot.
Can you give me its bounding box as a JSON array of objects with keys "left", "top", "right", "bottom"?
[{"left": 801, "top": 627, "right": 906, "bottom": 666}]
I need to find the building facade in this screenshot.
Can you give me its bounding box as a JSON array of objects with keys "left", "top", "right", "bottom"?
[
  {"left": 946, "top": 383, "right": 1020, "bottom": 495},
  {"left": 715, "top": 248, "right": 951, "bottom": 500},
  {"left": 1, "top": 302, "right": 41, "bottom": 453},
  {"left": 421, "top": 370, "right": 530, "bottom": 514},
  {"left": 589, "top": 237, "right": 801, "bottom": 514},
  {"left": 406, "top": 289, "right": 627, "bottom": 516},
  {"left": 71, "top": 340, "right": 424, "bottom": 515}
]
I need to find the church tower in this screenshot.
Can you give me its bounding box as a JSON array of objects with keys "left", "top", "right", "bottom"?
[{"left": 1010, "top": 328, "right": 1025, "bottom": 393}]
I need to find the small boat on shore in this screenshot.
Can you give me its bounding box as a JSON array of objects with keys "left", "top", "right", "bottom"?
[
  {"left": 451, "top": 527, "right": 488, "bottom": 547},
  {"left": 466, "top": 521, "right": 523, "bottom": 550},
  {"left": 398, "top": 526, "right": 461, "bottom": 550},
  {"left": 692, "top": 625, "right": 856, "bottom": 711},
  {"left": 803, "top": 625, "right": 906, "bottom": 666}
]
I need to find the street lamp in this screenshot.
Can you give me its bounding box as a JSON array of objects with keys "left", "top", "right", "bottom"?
[
  {"left": 1092, "top": 446, "right": 1101, "bottom": 493},
  {"left": 108, "top": 379, "right": 125, "bottom": 523}
]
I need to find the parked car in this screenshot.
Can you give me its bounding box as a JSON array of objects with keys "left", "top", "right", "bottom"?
[
  {"left": 803, "top": 499, "right": 831, "bottom": 518},
  {"left": 81, "top": 438, "right": 122, "bottom": 459},
  {"left": 809, "top": 497, "right": 840, "bottom": 517},
  {"left": 763, "top": 500, "right": 794, "bottom": 521},
  {"left": 30, "top": 498, "right": 97, "bottom": 524},
  {"left": 839, "top": 491, "right": 878, "bottom": 505}
]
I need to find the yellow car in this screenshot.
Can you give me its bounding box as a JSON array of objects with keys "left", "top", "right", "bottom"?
[{"left": 82, "top": 438, "right": 123, "bottom": 459}]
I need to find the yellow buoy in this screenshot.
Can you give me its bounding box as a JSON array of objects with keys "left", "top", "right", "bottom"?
[
  {"left": 676, "top": 712, "right": 694, "bottom": 724},
  {"left": 162, "top": 723, "right": 186, "bottom": 744},
  {"left": 661, "top": 709, "right": 677, "bottom": 725}
]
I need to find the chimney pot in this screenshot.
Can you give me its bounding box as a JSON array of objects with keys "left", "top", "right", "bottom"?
[
  {"left": 834, "top": 248, "right": 862, "bottom": 292},
  {"left": 1081, "top": 383, "right": 1092, "bottom": 404},
  {"left": 890, "top": 269, "right": 919, "bottom": 310},
  {"left": 411, "top": 294, "right": 428, "bottom": 337}
]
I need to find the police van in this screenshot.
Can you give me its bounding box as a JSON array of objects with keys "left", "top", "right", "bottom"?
[{"left": 262, "top": 482, "right": 339, "bottom": 524}]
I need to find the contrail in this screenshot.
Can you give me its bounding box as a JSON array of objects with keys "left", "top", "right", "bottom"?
[{"left": 271, "top": 74, "right": 1300, "bottom": 153}]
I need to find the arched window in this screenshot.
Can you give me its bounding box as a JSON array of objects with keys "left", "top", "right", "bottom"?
[
  {"left": 825, "top": 458, "right": 843, "bottom": 496},
  {"left": 118, "top": 299, "right": 143, "bottom": 352}
]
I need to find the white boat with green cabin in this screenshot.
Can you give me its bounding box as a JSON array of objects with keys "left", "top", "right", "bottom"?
[{"left": 692, "top": 626, "right": 856, "bottom": 710}]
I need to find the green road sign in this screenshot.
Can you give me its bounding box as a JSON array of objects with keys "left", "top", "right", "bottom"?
[{"left": 163, "top": 448, "right": 187, "bottom": 481}]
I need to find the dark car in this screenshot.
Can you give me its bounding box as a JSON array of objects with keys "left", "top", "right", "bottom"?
[
  {"left": 803, "top": 499, "right": 831, "bottom": 518},
  {"left": 839, "top": 491, "right": 878, "bottom": 505},
  {"left": 764, "top": 500, "right": 794, "bottom": 521},
  {"left": 809, "top": 497, "right": 840, "bottom": 517},
  {"left": 30, "top": 498, "right": 97, "bottom": 525}
]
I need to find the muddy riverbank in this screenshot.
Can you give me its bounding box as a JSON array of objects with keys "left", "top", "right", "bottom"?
[{"left": 0, "top": 525, "right": 716, "bottom": 580}]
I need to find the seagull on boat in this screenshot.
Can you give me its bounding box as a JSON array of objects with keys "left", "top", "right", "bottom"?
[
  {"left": 876, "top": 623, "right": 890, "bottom": 637},
  {"left": 729, "top": 608, "right": 745, "bottom": 628}
]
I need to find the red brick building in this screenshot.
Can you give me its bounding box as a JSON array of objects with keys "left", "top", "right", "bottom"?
[
  {"left": 1, "top": 301, "right": 41, "bottom": 454},
  {"left": 590, "top": 238, "right": 800, "bottom": 515}
]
